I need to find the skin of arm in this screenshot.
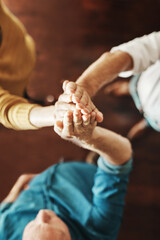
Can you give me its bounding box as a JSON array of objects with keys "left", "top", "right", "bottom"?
[
  {"left": 55, "top": 81, "right": 132, "bottom": 165},
  {"left": 29, "top": 105, "right": 55, "bottom": 128},
  {"left": 76, "top": 50, "right": 133, "bottom": 97},
  {"left": 2, "top": 174, "right": 37, "bottom": 203},
  {"left": 0, "top": 86, "right": 56, "bottom": 129},
  {"left": 85, "top": 126, "right": 132, "bottom": 165},
  {"left": 0, "top": 86, "right": 55, "bottom": 129},
  {"left": 54, "top": 107, "right": 132, "bottom": 166}
]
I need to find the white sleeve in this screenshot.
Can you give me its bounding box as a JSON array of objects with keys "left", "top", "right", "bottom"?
[{"left": 111, "top": 32, "right": 160, "bottom": 76}]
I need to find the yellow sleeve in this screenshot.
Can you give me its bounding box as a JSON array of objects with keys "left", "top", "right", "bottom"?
[
  {"left": 0, "top": 87, "right": 39, "bottom": 130},
  {"left": 0, "top": 1, "right": 36, "bottom": 97}
]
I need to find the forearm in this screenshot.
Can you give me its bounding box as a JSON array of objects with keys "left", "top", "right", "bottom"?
[
  {"left": 84, "top": 126, "right": 132, "bottom": 165},
  {"left": 111, "top": 32, "right": 160, "bottom": 74},
  {"left": 0, "top": 88, "right": 55, "bottom": 129},
  {"left": 76, "top": 50, "right": 133, "bottom": 97},
  {"left": 29, "top": 105, "right": 55, "bottom": 128}
]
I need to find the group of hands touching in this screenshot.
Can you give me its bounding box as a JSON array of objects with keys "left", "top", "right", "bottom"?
[
  {"left": 53, "top": 80, "right": 103, "bottom": 146},
  {"left": 3, "top": 80, "right": 104, "bottom": 204}
]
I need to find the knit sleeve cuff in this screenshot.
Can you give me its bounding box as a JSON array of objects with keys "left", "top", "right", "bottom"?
[{"left": 8, "top": 102, "right": 40, "bottom": 130}]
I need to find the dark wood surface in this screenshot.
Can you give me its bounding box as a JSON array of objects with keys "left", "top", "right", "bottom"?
[{"left": 1, "top": 0, "right": 160, "bottom": 239}]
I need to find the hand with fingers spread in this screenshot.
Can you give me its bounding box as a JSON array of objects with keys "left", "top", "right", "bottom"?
[{"left": 61, "top": 80, "right": 103, "bottom": 123}]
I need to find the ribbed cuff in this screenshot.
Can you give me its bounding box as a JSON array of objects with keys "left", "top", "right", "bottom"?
[
  {"left": 8, "top": 102, "right": 39, "bottom": 130},
  {"left": 98, "top": 156, "right": 133, "bottom": 175}
]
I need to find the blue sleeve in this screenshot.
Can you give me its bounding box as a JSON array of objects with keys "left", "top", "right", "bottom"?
[
  {"left": 0, "top": 202, "right": 12, "bottom": 214},
  {"left": 93, "top": 157, "right": 132, "bottom": 217},
  {"left": 91, "top": 157, "right": 132, "bottom": 236},
  {"left": 97, "top": 156, "right": 133, "bottom": 175}
]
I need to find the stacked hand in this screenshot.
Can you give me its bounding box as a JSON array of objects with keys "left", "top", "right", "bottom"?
[
  {"left": 54, "top": 81, "right": 103, "bottom": 145},
  {"left": 3, "top": 81, "right": 103, "bottom": 203},
  {"left": 61, "top": 81, "right": 103, "bottom": 122}
]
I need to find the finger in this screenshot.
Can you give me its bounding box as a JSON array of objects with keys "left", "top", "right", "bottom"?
[
  {"left": 54, "top": 121, "right": 63, "bottom": 136},
  {"left": 82, "top": 114, "right": 91, "bottom": 126},
  {"left": 65, "top": 81, "right": 77, "bottom": 94},
  {"left": 84, "top": 103, "right": 93, "bottom": 114},
  {"left": 80, "top": 104, "right": 92, "bottom": 114},
  {"left": 62, "top": 111, "right": 74, "bottom": 137},
  {"left": 73, "top": 110, "right": 83, "bottom": 132},
  {"left": 72, "top": 88, "right": 83, "bottom": 103},
  {"left": 76, "top": 103, "right": 90, "bottom": 114},
  {"left": 77, "top": 91, "right": 89, "bottom": 106},
  {"left": 55, "top": 102, "right": 76, "bottom": 111},
  {"left": 62, "top": 80, "right": 69, "bottom": 91},
  {"left": 79, "top": 99, "right": 95, "bottom": 114},
  {"left": 73, "top": 109, "right": 82, "bottom": 126},
  {"left": 90, "top": 111, "right": 96, "bottom": 124},
  {"left": 94, "top": 109, "right": 103, "bottom": 123},
  {"left": 58, "top": 93, "right": 72, "bottom": 103}
]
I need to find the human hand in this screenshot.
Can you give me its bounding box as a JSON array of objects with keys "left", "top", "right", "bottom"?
[
  {"left": 61, "top": 80, "right": 103, "bottom": 122},
  {"left": 54, "top": 109, "right": 97, "bottom": 147},
  {"left": 2, "top": 174, "right": 37, "bottom": 203},
  {"left": 54, "top": 99, "right": 76, "bottom": 123}
]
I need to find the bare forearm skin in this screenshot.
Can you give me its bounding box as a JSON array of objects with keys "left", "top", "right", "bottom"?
[
  {"left": 76, "top": 50, "right": 133, "bottom": 97},
  {"left": 84, "top": 126, "right": 132, "bottom": 165}
]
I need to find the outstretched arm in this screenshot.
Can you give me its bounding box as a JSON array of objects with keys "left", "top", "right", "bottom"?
[
  {"left": 76, "top": 50, "right": 133, "bottom": 97},
  {"left": 0, "top": 87, "right": 55, "bottom": 130},
  {"left": 76, "top": 32, "right": 160, "bottom": 98},
  {"left": 54, "top": 101, "right": 132, "bottom": 166}
]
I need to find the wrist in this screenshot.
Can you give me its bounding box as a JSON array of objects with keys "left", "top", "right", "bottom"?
[
  {"left": 76, "top": 50, "right": 133, "bottom": 97},
  {"left": 29, "top": 105, "right": 55, "bottom": 128},
  {"left": 85, "top": 126, "right": 132, "bottom": 165},
  {"left": 82, "top": 127, "right": 99, "bottom": 150},
  {"left": 75, "top": 81, "right": 94, "bottom": 97}
]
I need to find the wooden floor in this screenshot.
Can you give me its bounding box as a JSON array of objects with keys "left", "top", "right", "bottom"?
[{"left": 1, "top": 0, "right": 160, "bottom": 239}]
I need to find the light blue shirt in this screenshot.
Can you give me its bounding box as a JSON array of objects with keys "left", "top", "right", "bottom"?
[{"left": 0, "top": 157, "right": 132, "bottom": 240}]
